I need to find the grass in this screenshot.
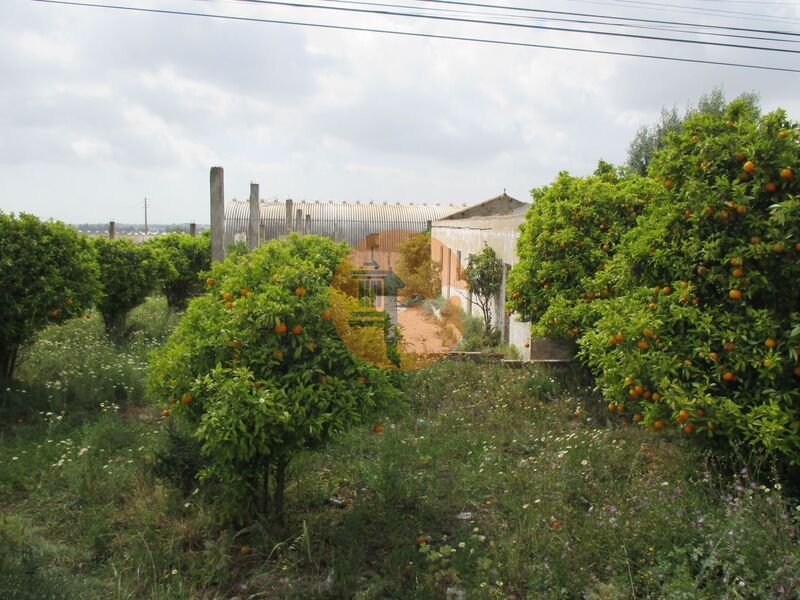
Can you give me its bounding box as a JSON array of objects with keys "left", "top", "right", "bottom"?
[{"left": 1, "top": 309, "right": 799, "bottom": 598}]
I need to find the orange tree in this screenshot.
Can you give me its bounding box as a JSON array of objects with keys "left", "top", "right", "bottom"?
[
  {"left": 148, "top": 234, "right": 399, "bottom": 522},
  {"left": 506, "top": 161, "right": 661, "bottom": 339},
  {"left": 579, "top": 100, "right": 800, "bottom": 463},
  {"left": 0, "top": 213, "right": 99, "bottom": 382},
  {"left": 92, "top": 237, "right": 162, "bottom": 335},
  {"left": 144, "top": 232, "right": 210, "bottom": 310}
]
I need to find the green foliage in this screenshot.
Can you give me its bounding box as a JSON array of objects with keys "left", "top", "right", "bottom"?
[
  {"left": 148, "top": 234, "right": 400, "bottom": 521},
  {"left": 92, "top": 237, "right": 161, "bottom": 335},
  {"left": 463, "top": 245, "right": 503, "bottom": 334},
  {"left": 14, "top": 312, "right": 153, "bottom": 416},
  {"left": 456, "top": 314, "right": 501, "bottom": 351},
  {"left": 0, "top": 213, "right": 99, "bottom": 381},
  {"left": 580, "top": 102, "right": 800, "bottom": 463},
  {"left": 506, "top": 166, "right": 661, "bottom": 338},
  {"left": 395, "top": 231, "right": 441, "bottom": 298},
  {"left": 144, "top": 233, "right": 210, "bottom": 310},
  {"left": 625, "top": 88, "right": 760, "bottom": 176}
]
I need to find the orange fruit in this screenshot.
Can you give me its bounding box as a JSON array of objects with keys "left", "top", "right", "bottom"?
[
  {"left": 765, "top": 338, "right": 777, "bottom": 349},
  {"left": 225, "top": 301, "right": 234, "bottom": 310},
  {"left": 724, "top": 341, "right": 735, "bottom": 352},
  {"left": 232, "top": 339, "right": 242, "bottom": 348},
  {"left": 682, "top": 423, "right": 695, "bottom": 434},
  {"left": 272, "top": 350, "right": 284, "bottom": 360},
  {"left": 653, "top": 419, "right": 665, "bottom": 431},
  {"left": 796, "top": 242, "right": 800, "bottom": 252},
  {"left": 633, "top": 414, "right": 643, "bottom": 423},
  {"left": 616, "top": 405, "right": 624, "bottom": 414},
  {"left": 550, "top": 518, "right": 561, "bottom": 529},
  {"left": 322, "top": 309, "right": 333, "bottom": 320},
  {"left": 65, "top": 298, "right": 73, "bottom": 306},
  {"left": 651, "top": 392, "right": 661, "bottom": 402},
  {"left": 524, "top": 341, "right": 530, "bottom": 348},
  {"left": 629, "top": 389, "right": 639, "bottom": 398},
  {"left": 206, "top": 277, "right": 215, "bottom": 286},
  {"left": 732, "top": 268, "right": 743, "bottom": 278},
  {"left": 648, "top": 303, "right": 657, "bottom": 310},
  {"left": 291, "top": 324, "right": 303, "bottom": 335},
  {"left": 764, "top": 182, "right": 777, "bottom": 193},
  {"left": 373, "top": 423, "right": 383, "bottom": 434},
  {"left": 634, "top": 385, "right": 644, "bottom": 395},
  {"left": 50, "top": 309, "right": 60, "bottom": 318},
  {"left": 637, "top": 339, "right": 650, "bottom": 350},
  {"left": 779, "top": 130, "right": 791, "bottom": 139},
  {"left": 695, "top": 408, "right": 704, "bottom": 417},
  {"left": 223, "top": 291, "right": 233, "bottom": 302},
  {"left": 162, "top": 409, "right": 171, "bottom": 417},
  {"left": 624, "top": 376, "right": 634, "bottom": 386},
  {"left": 730, "top": 257, "right": 741, "bottom": 267},
  {"left": 750, "top": 236, "right": 761, "bottom": 245},
  {"left": 295, "top": 287, "right": 306, "bottom": 297},
  {"left": 664, "top": 179, "right": 673, "bottom": 190},
  {"left": 358, "top": 376, "right": 367, "bottom": 385},
  {"left": 729, "top": 289, "right": 742, "bottom": 300},
  {"left": 743, "top": 160, "right": 756, "bottom": 174},
  {"left": 704, "top": 206, "right": 715, "bottom": 217},
  {"left": 780, "top": 167, "right": 794, "bottom": 181},
  {"left": 677, "top": 409, "right": 690, "bottom": 424},
  {"left": 643, "top": 329, "right": 654, "bottom": 338},
  {"left": 416, "top": 534, "right": 427, "bottom": 545},
  {"left": 718, "top": 210, "right": 731, "bottom": 221},
  {"left": 736, "top": 205, "right": 747, "bottom": 215},
  {"left": 709, "top": 352, "right": 719, "bottom": 362},
  {"left": 608, "top": 402, "right": 617, "bottom": 412},
  {"left": 274, "top": 323, "right": 287, "bottom": 335},
  {"left": 240, "top": 288, "right": 250, "bottom": 297},
  {"left": 643, "top": 391, "right": 652, "bottom": 399},
  {"left": 722, "top": 371, "right": 736, "bottom": 382},
  {"left": 794, "top": 366, "right": 800, "bottom": 377},
  {"left": 662, "top": 287, "right": 672, "bottom": 295},
  {"left": 181, "top": 393, "right": 193, "bottom": 406},
  {"left": 735, "top": 152, "right": 745, "bottom": 163},
  {"left": 773, "top": 242, "right": 784, "bottom": 254},
  {"left": 726, "top": 120, "right": 734, "bottom": 128},
  {"left": 240, "top": 545, "right": 252, "bottom": 555}
]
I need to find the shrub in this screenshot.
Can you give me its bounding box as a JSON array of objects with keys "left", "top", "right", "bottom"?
[
  {"left": 144, "top": 232, "right": 210, "bottom": 311},
  {"left": 148, "top": 234, "right": 400, "bottom": 522},
  {"left": 395, "top": 231, "right": 441, "bottom": 298},
  {"left": 463, "top": 245, "right": 503, "bottom": 334},
  {"left": 579, "top": 101, "right": 800, "bottom": 463},
  {"left": 506, "top": 162, "right": 661, "bottom": 339},
  {"left": 92, "top": 237, "right": 161, "bottom": 335},
  {"left": 0, "top": 213, "right": 99, "bottom": 382}
]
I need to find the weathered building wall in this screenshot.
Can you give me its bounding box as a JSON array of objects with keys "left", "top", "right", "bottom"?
[{"left": 431, "top": 212, "right": 533, "bottom": 358}]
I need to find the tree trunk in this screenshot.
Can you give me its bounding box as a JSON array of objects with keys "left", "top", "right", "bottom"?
[
  {"left": 274, "top": 457, "right": 288, "bottom": 524},
  {"left": 0, "top": 344, "right": 18, "bottom": 382},
  {"left": 261, "top": 458, "right": 271, "bottom": 515}
]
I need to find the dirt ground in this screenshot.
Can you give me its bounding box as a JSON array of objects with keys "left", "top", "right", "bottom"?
[{"left": 396, "top": 304, "right": 459, "bottom": 356}]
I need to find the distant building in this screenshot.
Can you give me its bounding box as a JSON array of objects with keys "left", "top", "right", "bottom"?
[{"left": 224, "top": 199, "right": 464, "bottom": 248}]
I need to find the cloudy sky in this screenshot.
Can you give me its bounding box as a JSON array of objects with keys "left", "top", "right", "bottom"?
[{"left": 2, "top": 0, "right": 799, "bottom": 224}]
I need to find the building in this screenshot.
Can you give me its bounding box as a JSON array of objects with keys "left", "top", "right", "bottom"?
[
  {"left": 224, "top": 199, "right": 464, "bottom": 248},
  {"left": 430, "top": 193, "right": 570, "bottom": 360}
]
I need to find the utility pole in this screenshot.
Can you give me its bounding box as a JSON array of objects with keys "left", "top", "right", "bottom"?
[{"left": 143, "top": 197, "right": 149, "bottom": 234}]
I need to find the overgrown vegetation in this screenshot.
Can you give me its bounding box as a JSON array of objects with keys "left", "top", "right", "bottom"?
[{"left": 2, "top": 340, "right": 798, "bottom": 598}]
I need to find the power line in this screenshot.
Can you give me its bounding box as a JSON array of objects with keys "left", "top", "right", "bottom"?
[
  {"left": 214, "top": 0, "right": 800, "bottom": 44},
  {"left": 207, "top": 0, "right": 800, "bottom": 54},
  {"left": 408, "top": 0, "right": 800, "bottom": 36},
  {"left": 30, "top": 0, "right": 800, "bottom": 72}
]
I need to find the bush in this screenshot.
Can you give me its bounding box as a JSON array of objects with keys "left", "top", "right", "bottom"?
[
  {"left": 149, "top": 234, "right": 401, "bottom": 522},
  {"left": 506, "top": 162, "right": 661, "bottom": 339},
  {"left": 144, "top": 232, "right": 210, "bottom": 311},
  {"left": 92, "top": 237, "right": 161, "bottom": 335},
  {"left": 579, "top": 101, "right": 800, "bottom": 463},
  {"left": 395, "top": 231, "right": 441, "bottom": 298},
  {"left": 0, "top": 213, "right": 99, "bottom": 381}
]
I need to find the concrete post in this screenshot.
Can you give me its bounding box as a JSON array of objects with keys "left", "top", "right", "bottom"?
[
  {"left": 304, "top": 213, "right": 311, "bottom": 236},
  {"left": 333, "top": 222, "right": 338, "bottom": 242},
  {"left": 295, "top": 209, "right": 303, "bottom": 235},
  {"left": 189, "top": 222, "right": 197, "bottom": 237},
  {"left": 446, "top": 250, "right": 452, "bottom": 299},
  {"left": 108, "top": 221, "right": 116, "bottom": 240},
  {"left": 285, "top": 198, "right": 293, "bottom": 235},
  {"left": 210, "top": 166, "right": 225, "bottom": 263},
  {"left": 248, "top": 182, "right": 260, "bottom": 251}
]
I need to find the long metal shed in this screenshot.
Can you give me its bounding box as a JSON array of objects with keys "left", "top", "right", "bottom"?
[{"left": 225, "top": 199, "right": 465, "bottom": 247}]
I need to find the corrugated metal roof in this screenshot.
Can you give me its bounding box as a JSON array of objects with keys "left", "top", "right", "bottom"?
[{"left": 225, "top": 199, "right": 466, "bottom": 246}]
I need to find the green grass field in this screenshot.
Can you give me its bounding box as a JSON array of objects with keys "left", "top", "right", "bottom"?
[{"left": 1, "top": 300, "right": 798, "bottom": 599}]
